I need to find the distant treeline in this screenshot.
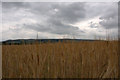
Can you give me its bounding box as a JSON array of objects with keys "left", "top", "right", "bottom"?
[{"left": 2, "top": 39, "right": 96, "bottom": 45}]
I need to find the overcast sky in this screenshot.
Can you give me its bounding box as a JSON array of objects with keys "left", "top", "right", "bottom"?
[{"left": 2, "top": 2, "right": 118, "bottom": 41}]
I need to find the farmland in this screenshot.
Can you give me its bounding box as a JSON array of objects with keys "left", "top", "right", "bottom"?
[{"left": 2, "top": 40, "right": 119, "bottom": 78}]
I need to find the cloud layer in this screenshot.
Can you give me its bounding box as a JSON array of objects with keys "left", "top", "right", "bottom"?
[{"left": 2, "top": 2, "right": 118, "bottom": 41}]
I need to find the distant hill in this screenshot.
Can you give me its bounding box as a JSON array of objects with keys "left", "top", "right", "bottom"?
[{"left": 2, "top": 39, "right": 96, "bottom": 45}]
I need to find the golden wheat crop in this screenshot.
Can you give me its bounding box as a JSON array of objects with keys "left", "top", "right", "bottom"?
[{"left": 2, "top": 41, "right": 119, "bottom": 78}]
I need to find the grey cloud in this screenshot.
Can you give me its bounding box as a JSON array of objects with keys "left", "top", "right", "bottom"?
[
  {"left": 22, "top": 2, "right": 86, "bottom": 24},
  {"left": 99, "top": 12, "right": 118, "bottom": 29},
  {"left": 14, "top": 2, "right": 86, "bottom": 36},
  {"left": 86, "top": 3, "right": 118, "bottom": 29},
  {"left": 3, "top": 2, "right": 86, "bottom": 23},
  {"left": 99, "top": 3, "right": 118, "bottom": 29},
  {"left": 118, "top": 1, "right": 120, "bottom": 39},
  {"left": 2, "top": 2, "right": 29, "bottom": 9},
  {"left": 2, "top": 2, "right": 86, "bottom": 39},
  {"left": 89, "top": 22, "right": 98, "bottom": 28},
  {"left": 85, "top": 3, "right": 107, "bottom": 18},
  {"left": 85, "top": 3, "right": 117, "bottom": 18},
  {"left": 99, "top": 16, "right": 118, "bottom": 29},
  {"left": 118, "top": 1, "right": 120, "bottom": 40},
  {"left": 51, "top": 3, "right": 86, "bottom": 23},
  {"left": 23, "top": 21, "right": 84, "bottom": 36},
  {"left": 2, "top": 2, "right": 118, "bottom": 40}
]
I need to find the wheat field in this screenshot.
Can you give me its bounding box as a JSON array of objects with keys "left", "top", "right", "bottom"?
[{"left": 2, "top": 41, "right": 119, "bottom": 78}]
